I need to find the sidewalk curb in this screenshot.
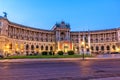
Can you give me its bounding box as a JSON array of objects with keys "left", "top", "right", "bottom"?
[
  {"left": 91, "top": 77, "right": 120, "bottom": 80},
  {"left": 0, "top": 57, "right": 120, "bottom": 63}
]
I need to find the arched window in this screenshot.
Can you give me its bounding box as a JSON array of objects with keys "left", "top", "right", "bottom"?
[
  {"left": 36, "top": 38, "right": 39, "bottom": 41},
  {"left": 106, "top": 38, "right": 109, "bottom": 41},
  {"left": 61, "top": 32, "right": 65, "bottom": 40},
  {"left": 26, "top": 44, "right": 29, "bottom": 50},
  {"left": 106, "top": 45, "right": 110, "bottom": 50},
  {"left": 91, "top": 39, "right": 93, "bottom": 43},
  {"left": 87, "top": 49, "right": 89, "bottom": 52},
  {"left": 85, "top": 36, "right": 88, "bottom": 43},
  {"left": 76, "top": 39, "right": 78, "bottom": 43},
  {"left": 96, "top": 46, "right": 99, "bottom": 51},
  {"left": 36, "top": 45, "right": 39, "bottom": 48},
  {"left": 96, "top": 39, "right": 98, "bottom": 43},
  {"left": 9, "top": 43, "right": 12, "bottom": 49},
  {"left": 101, "top": 38, "right": 103, "bottom": 42},
  {"left": 41, "top": 46, "right": 44, "bottom": 50},
  {"left": 101, "top": 46, "right": 104, "bottom": 51},
  {"left": 50, "top": 46, "right": 53, "bottom": 51},
  {"left": 45, "top": 46, "right": 48, "bottom": 50},
  {"left": 112, "top": 45, "right": 116, "bottom": 50},
  {"left": 91, "top": 46, "right": 94, "bottom": 50},
  {"left": 31, "top": 45, "right": 34, "bottom": 50}
]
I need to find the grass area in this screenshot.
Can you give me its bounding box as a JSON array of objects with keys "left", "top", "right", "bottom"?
[{"left": 5, "top": 55, "right": 93, "bottom": 59}]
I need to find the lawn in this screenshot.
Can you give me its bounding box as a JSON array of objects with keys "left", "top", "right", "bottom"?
[{"left": 5, "top": 54, "right": 93, "bottom": 59}]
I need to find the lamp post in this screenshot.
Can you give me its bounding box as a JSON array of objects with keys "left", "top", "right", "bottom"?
[{"left": 81, "top": 41, "right": 85, "bottom": 60}]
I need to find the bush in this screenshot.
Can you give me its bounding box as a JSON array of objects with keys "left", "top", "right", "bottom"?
[
  {"left": 34, "top": 52, "right": 39, "bottom": 56},
  {"left": 29, "top": 54, "right": 33, "bottom": 56},
  {"left": 48, "top": 51, "right": 53, "bottom": 55},
  {"left": 57, "top": 51, "right": 64, "bottom": 55},
  {"left": 41, "top": 51, "right": 48, "bottom": 55},
  {"left": 67, "top": 50, "right": 74, "bottom": 55},
  {"left": 53, "top": 52, "right": 55, "bottom": 55},
  {"left": 0, "top": 55, "right": 4, "bottom": 58}
]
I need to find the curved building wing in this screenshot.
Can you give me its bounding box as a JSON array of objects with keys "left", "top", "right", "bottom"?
[{"left": 0, "top": 16, "right": 120, "bottom": 56}]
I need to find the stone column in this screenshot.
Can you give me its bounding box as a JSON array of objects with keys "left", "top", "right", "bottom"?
[
  {"left": 67, "top": 31, "right": 69, "bottom": 40},
  {"left": 56, "top": 31, "right": 58, "bottom": 41},
  {"left": 24, "top": 44, "right": 26, "bottom": 55},
  {"left": 68, "top": 31, "right": 70, "bottom": 41},
  {"left": 78, "top": 32, "right": 81, "bottom": 54},
  {"left": 59, "top": 30, "right": 60, "bottom": 41}
]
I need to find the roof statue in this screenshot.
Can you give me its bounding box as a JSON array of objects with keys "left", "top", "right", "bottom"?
[{"left": 3, "top": 12, "right": 7, "bottom": 18}]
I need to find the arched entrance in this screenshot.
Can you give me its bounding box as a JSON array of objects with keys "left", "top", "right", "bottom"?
[
  {"left": 26, "top": 44, "right": 29, "bottom": 55},
  {"left": 31, "top": 45, "right": 34, "bottom": 54}
]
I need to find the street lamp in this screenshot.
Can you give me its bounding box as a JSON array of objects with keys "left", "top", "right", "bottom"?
[{"left": 81, "top": 41, "right": 85, "bottom": 60}]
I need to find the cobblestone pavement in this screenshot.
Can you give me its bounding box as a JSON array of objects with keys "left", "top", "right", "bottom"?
[{"left": 0, "top": 59, "right": 120, "bottom": 80}]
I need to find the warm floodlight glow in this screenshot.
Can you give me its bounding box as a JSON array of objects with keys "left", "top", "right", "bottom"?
[
  {"left": 6, "top": 45, "right": 9, "bottom": 49},
  {"left": 86, "top": 46, "right": 89, "bottom": 49},
  {"left": 81, "top": 41, "right": 85, "bottom": 45},
  {"left": 16, "top": 48, "right": 19, "bottom": 51},
  {"left": 116, "top": 47, "right": 120, "bottom": 52}
]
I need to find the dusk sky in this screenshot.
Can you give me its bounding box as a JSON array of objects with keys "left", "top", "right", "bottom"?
[{"left": 0, "top": 0, "right": 120, "bottom": 31}]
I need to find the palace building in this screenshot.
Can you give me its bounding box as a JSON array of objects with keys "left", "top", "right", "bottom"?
[{"left": 0, "top": 15, "right": 120, "bottom": 56}]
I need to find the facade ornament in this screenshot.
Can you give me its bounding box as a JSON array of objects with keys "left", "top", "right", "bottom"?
[{"left": 3, "top": 12, "right": 7, "bottom": 18}]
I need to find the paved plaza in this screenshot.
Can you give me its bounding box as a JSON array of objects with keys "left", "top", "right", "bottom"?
[{"left": 0, "top": 58, "right": 120, "bottom": 80}]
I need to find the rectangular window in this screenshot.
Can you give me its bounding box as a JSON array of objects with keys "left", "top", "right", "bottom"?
[
  {"left": 64, "top": 46, "right": 68, "bottom": 48},
  {"left": 0, "top": 22, "right": 3, "bottom": 27},
  {"left": 0, "top": 22, "right": 1, "bottom": 26}
]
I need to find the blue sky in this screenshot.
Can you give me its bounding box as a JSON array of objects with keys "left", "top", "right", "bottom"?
[{"left": 0, "top": 0, "right": 120, "bottom": 31}]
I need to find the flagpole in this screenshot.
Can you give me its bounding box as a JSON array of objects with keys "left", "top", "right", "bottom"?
[
  {"left": 82, "top": 31, "right": 85, "bottom": 60},
  {"left": 79, "top": 31, "right": 80, "bottom": 55},
  {"left": 88, "top": 29, "right": 91, "bottom": 55}
]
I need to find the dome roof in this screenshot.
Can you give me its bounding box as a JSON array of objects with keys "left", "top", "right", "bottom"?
[{"left": 55, "top": 21, "right": 70, "bottom": 29}]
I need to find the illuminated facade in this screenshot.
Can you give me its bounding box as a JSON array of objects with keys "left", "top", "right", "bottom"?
[{"left": 0, "top": 16, "right": 120, "bottom": 56}]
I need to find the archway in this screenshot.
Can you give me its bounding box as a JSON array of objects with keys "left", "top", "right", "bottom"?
[
  {"left": 26, "top": 44, "right": 29, "bottom": 55},
  {"left": 26, "top": 44, "right": 29, "bottom": 50},
  {"left": 41, "top": 45, "right": 44, "bottom": 51},
  {"left": 45, "top": 46, "right": 48, "bottom": 51},
  {"left": 31, "top": 45, "right": 34, "bottom": 54},
  {"left": 106, "top": 45, "right": 110, "bottom": 50},
  {"left": 106, "top": 45, "right": 110, "bottom": 54},
  {"left": 112, "top": 45, "right": 116, "bottom": 50},
  {"left": 96, "top": 46, "right": 99, "bottom": 51},
  {"left": 50, "top": 46, "right": 53, "bottom": 51},
  {"left": 36, "top": 45, "right": 39, "bottom": 54},
  {"left": 101, "top": 46, "right": 104, "bottom": 51}
]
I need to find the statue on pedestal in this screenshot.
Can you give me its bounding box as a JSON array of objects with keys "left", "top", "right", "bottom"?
[{"left": 3, "top": 12, "right": 7, "bottom": 18}]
